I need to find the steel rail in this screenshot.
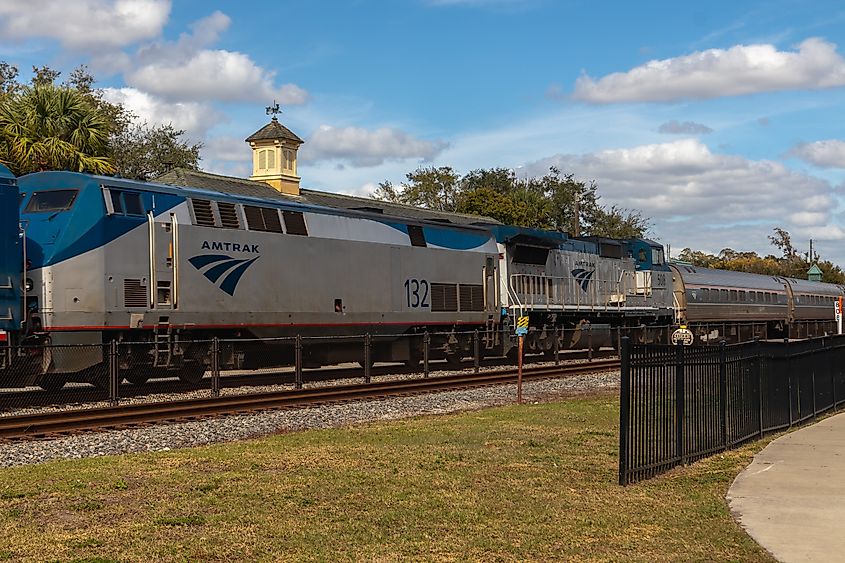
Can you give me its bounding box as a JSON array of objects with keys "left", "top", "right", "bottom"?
[
  {"left": 0, "top": 351, "right": 618, "bottom": 410},
  {"left": 0, "top": 359, "right": 620, "bottom": 441}
]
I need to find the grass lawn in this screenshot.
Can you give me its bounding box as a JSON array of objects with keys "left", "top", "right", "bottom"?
[{"left": 0, "top": 392, "right": 771, "bottom": 562}]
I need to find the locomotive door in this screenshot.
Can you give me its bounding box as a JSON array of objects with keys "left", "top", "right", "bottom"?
[
  {"left": 147, "top": 212, "right": 179, "bottom": 309},
  {"left": 484, "top": 255, "right": 497, "bottom": 312}
]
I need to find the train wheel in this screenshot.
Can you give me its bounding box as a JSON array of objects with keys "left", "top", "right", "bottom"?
[
  {"left": 178, "top": 365, "right": 206, "bottom": 385},
  {"left": 38, "top": 374, "right": 66, "bottom": 391},
  {"left": 506, "top": 344, "right": 525, "bottom": 364},
  {"left": 404, "top": 338, "right": 423, "bottom": 368},
  {"left": 124, "top": 371, "right": 149, "bottom": 385},
  {"left": 445, "top": 352, "right": 463, "bottom": 367}
]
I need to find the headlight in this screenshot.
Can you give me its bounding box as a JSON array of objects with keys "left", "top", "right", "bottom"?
[{"left": 24, "top": 278, "right": 33, "bottom": 292}]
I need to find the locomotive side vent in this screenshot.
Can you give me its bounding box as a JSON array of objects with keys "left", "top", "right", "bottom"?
[
  {"left": 124, "top": 279, "right": 148, "bottom": 308},
  {"left": 263, "top": 207, "right": 284, "bottom": 233},
  {"left": 283, "top": 211, "right": 308, "bottom": 236},
  {"left": 244, "top": 205, "right": 283, "bottom": 233},
  {"left": 191, "top": 199, "right": 216, "bottom": 227},
  {"left": 244, "top": 205, "right": 264, "bottom": 230},
  {"left": 217, "top": 202, "right": 241, "bottom": 229},
  {"left": 459, "top": 284, "right": 484, "bottom": 311},
  {"left": 431, "top": 283, "right": 458, "bottom": 312}
]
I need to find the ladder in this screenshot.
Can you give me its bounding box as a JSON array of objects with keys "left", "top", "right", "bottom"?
[
  {"left": 153, "top": 318, "right": 172, "bottom": 368},
  {"left": 483, "top": 317, "right": 498, "bottom": 350}
]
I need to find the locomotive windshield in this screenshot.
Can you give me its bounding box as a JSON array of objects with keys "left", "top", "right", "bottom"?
[
  {"left": 652, "top": 247, "right": 664, "bottom": 265},
  {"left": 24, "top": 190, "right": 78, "bottom": 213}
]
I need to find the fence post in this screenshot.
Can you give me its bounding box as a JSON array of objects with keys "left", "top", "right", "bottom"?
[
  {"left": 812, "top": 338, "right": 819, "bottom": 418},
  {"left": 833, "top": 339, "right": 838, "bottom": 411},
  {"left": 473, "top": 330, "right": 480, "bottom": 374},
  {"left": 364, "top": 333, "right": 372, "bottom": 384},
  {"left": 618, "top": 336, "right": 631, "bottom": 486},
  {"left": 787, "top": 340, "right": 794, "bottom": 427},
  {"left": 676, "top": 343, "right": 686, "bottom": 466},
  {"left": 109, "top": 340, "right": 119, "bottom": 406},
  {"left": 211, "top": 337, "right": 220, "bottom": 398},
  {"left": 423, "top": 332, "right": 430, "bottom": 378},
  {"left": 756, "top": 337, "right": 764, "bottom": 437},
  {"left": 588, "top": 325, "right": 593, "bottom": 362},
  {"left": 720, "top": 340, "right": 728, "bottom": 451},
  {"left": 554, "top": 329, "right": 560, "bottom": 366},
  {"left": 295, "top": 335, "right": 303, "bottom": 390}
]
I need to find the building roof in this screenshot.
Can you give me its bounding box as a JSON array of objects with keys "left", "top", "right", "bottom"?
[
  {"left": 154, "top": 168, "right": 499, "bottom": 226},
  {"left": 245, "top": 117, "right": 304, "bottom": 144}
]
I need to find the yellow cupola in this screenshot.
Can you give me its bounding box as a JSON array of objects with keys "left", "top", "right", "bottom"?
[{"left": 246, "top": 115, "right": 304, "bottom": 196}]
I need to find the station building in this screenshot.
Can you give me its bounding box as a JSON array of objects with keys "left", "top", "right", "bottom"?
[{"left": 157, "top": 116, "right": 496, "bottom": 226}]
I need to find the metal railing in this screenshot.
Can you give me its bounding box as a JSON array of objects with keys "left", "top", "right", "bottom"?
[
  {"left": 618, "top": 335, "right": 845, "bottom": 485},
  {"left": 509, "top": 273, "right": 629, "bottom": 310},
  {"left": 0, "top": 326, "right": 632, "bottom": 414}
]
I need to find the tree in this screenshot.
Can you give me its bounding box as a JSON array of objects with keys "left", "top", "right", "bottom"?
[
  {"left": 678, "top": 228, "right": 845, "bottom": 284},
  {"left": 589, "top": 205, "right": 650, "bottom": 239},
  {"left": 373, "top": 164, "right": 650, "bottom": 238},
  {"left": 373, "top": 166, "right": 461, "bottom": 212},
  {"left": 768, "top": 227, "right": 799, "bottom": 262},
  {"left": 0, "top": 84, "right": 114, "bottom": 175},
  {"left": 0, "top": 61, "right": 201, "bottom": 178},
  {"left": 111, "top": 122, "right": 202, "bottom": 180},
  {"left": 457, "top": 185, "right": 534, "bottom": 226}
]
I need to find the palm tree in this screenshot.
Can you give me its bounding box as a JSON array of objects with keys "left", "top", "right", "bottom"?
[{"left": 0, "top": 84, "right": 114, "bottom": 175}]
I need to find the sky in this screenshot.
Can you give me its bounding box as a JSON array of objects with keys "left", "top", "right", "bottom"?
[{"left": 2, "top": 0, "right": 845, "bottom": 262}]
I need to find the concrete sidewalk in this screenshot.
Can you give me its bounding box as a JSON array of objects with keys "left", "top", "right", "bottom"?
[{"left": 727, "top": 412, "right": 845, "bottom": 562}]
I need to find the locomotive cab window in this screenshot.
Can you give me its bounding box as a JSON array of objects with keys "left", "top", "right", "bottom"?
[
  {"left": 513, "top": 245, "right": 549, "bottom": 265},
  {"left": 105, "top": 188, "right": 145, "bottom": 216},
  {"left": 24, "top": 190, "right": 78, "bottom": 213},
  {"left": 652, "top": 247, "right": 664, "bottom": 265}
]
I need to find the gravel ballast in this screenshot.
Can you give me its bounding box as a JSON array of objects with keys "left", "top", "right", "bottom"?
[{"left": 0, "top": 368, "right": 619, "bottom": 468}]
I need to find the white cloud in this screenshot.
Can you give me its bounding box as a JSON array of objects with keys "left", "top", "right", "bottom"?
[
  {"left": 124, "top": 11, "right": 309, "bottom": 104},
  {"left": 0, "top": 0, "right": 170, "bottom": 50},
  {"left": 790, "top": 139, "right": 845, "bottom": 168},
  {"left": 101, "top": 87, "right": 221, "bottom": 136},
  {"left": 202, "top": 136, "right": 251, "bottom": 163},
  {"left": 658, "top": 120, "right": 713, "bottom": 135},
  {"left": 573, "top": 38, "right": 845, "bottom": 103},
  {"left": 299, "top": 125, "right": 449, "bottom": 167},
  {"left": 526, "top": 139, "right": 832, "bottom": 221},
  {"left": 523, "top": 139, "right": 842, "bottom": 255}
]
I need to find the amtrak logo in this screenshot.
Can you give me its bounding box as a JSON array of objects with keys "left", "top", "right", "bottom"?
[
  {"left": 571, "top": 268, "right": 595, "bottom": 292},
  {"left": 189, "top": 254, "right": 259, "bottom": 296}
]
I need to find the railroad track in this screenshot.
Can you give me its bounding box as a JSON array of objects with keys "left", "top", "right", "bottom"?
[
  {"left": 0, "top": 350, "right": 617, "bottom": 410},
  {"left": 0, "top": 359, "right": 620, "bottom": 441}
]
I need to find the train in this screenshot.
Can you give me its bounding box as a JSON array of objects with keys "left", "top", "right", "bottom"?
[{"left": 0, "top": 169, "right": 842, "bottom": 389}]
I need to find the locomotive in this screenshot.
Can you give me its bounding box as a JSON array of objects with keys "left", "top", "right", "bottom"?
[
  {"left": 0, "top": 164, "right": 20, "bottom": 368},
  {"left": 0, "top": 168, "right": 842, "bottom": 389}
]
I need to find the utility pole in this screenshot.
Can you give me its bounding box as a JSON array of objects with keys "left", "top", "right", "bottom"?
[{"left": 573, "top": 196, "right": 581, "bottom": 237}]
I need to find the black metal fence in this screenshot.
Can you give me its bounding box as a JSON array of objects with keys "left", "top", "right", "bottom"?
[
  {"left": 618, "top": 335, "right": 845, "bottom": 485},
  {"left": 0, "top": 324, "right": 647, "bottom": 415}
]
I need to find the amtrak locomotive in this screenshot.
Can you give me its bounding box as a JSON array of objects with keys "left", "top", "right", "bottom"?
[
  {"left": 0, "top": 164, "right": 19, "bottom": 360},
  {"left": 1, "top": 169, "right": 842, "bottom": 389}
]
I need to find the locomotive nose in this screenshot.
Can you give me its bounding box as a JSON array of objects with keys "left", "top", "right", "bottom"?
[{"left": 0, "top": 164, "right": 21, "bottom": 335}]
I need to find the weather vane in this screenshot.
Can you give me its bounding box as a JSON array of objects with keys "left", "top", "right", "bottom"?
[{"left": 265, "top": 100, "right": 282, "bottom": 119}]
